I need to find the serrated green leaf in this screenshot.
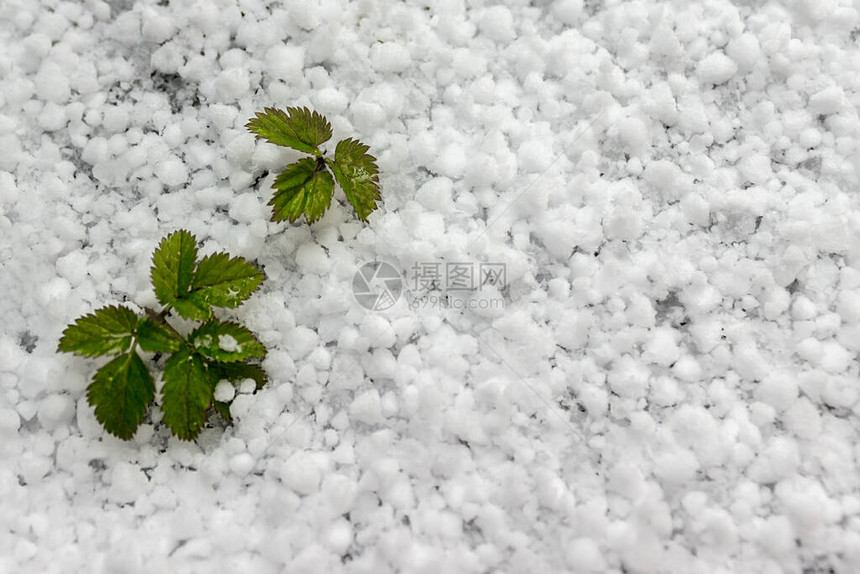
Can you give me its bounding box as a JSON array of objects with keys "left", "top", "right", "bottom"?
[
  {"left": 328, "top": 138, "right": 381, "bottom": 221},
  {"left": 87, "top": 352, "right": 154, "bottom": 440},
  {"left": 269, "top": 158, "right": 335, "bottom": 224},
  {"left": 192, "top": 253, "right": 265, "bottom": 308},
  {"left": 170, "top": 252, "right": 264, "bottom": 320},
  {"left": 151, "top": 230, "right": 197, "bottom": 307},
  {"left": 189, "top": 321, "right": 266, "bottom": 363},
  {"left": 246, "top": 106, "right": 332, "bottom": 156},
  {"left": 213, "top": 401, "right": 233, "bottom": 423},
  {"left": 171, "top": 295, "right": 213, "bottom": 321},
  {"left": 161, "top": 350, "right": 212, "bottom": 441},
  {"left": 58, "top": 305, "right": 139, "bottom": 357},
  {"left": 208, "top": 361, "right": 268, "bottom": 391},
  {"left": 137, "top": 318, "right": 183, "bottom": 353}
]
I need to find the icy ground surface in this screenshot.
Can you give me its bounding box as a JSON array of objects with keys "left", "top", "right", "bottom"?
[{"left": 2, "top": 0, "right": 860, "bottom": 572}]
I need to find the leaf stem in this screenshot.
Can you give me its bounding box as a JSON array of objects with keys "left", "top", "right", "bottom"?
[
  {"left": 145, "top": 306, "right": 184, "bottom": 342},
  {"left": 315, "top": 155, "right": 328, "bottom": 172}
]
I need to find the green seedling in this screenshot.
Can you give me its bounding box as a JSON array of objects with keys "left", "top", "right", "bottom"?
[
  {"left": 58, "top": 231, "right": 267, "bottom": 441},
  {"left": 247, "top": 106, "right": 381, "bottom": 224}
]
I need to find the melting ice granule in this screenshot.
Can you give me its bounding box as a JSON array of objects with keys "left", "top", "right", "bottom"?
[{"left": 218, "top": 334, "right": 240, "bottom": 352}]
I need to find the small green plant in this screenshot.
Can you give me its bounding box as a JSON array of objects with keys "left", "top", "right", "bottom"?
[
  {"left": 58, "top": 230, "right": 267, "bottom": 441},
  {"left": 246, "top": 106, "right": 381, "bottom": 224}
]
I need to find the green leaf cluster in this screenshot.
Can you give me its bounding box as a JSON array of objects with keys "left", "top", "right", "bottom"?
[
  {"left": 58, "top": 231, "right": 267, "bottom": 441},
  {"left": 247, "top": 106, "right": 381, "bottom": 224}
]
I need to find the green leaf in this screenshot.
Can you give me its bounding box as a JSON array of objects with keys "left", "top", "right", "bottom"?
[
  {"left": 192, "top": 253, "right": 265, "bottom": 308},
  {"left": 213, "top": 401, "right": 233, "bottom": 423},
  {"left": 171, "top": 296, "right": 213, "bottom": 321},
  {"left": 137, "top": 318, "right": 183, "bottom": 353},
  {"left": 58, "top": 305, "right": 139, "bottom": 357},
  {"left": 151, "top": 230, "right": 197, "bottom": 307},
  {"left": 161, "top": 350, "right": 212, "bottom": 440},
  {"left": 246, "top": 106, "right": 332, "bottom": 156},
  {"left": 170, "top": 252, "right": 264, "bottom": 321},
  {"left": 269, "top": 158, "right": 335, "bottom": 224},
  {"left": 189, "top": 321, "right": 266, "bottom": 363},
  {"left": 87, "top": 352, "right": 155, "bottom": 440},
  {"left": 328, "top": 138, "right": 381, "bottom": 221},
  {"left": 208, "top": 361, "right": 268, "bottom": 391}
]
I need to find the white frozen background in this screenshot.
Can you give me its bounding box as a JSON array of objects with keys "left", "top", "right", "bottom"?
[{"left": 2, "top": 0, "right": 860, "bottom": 572}]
